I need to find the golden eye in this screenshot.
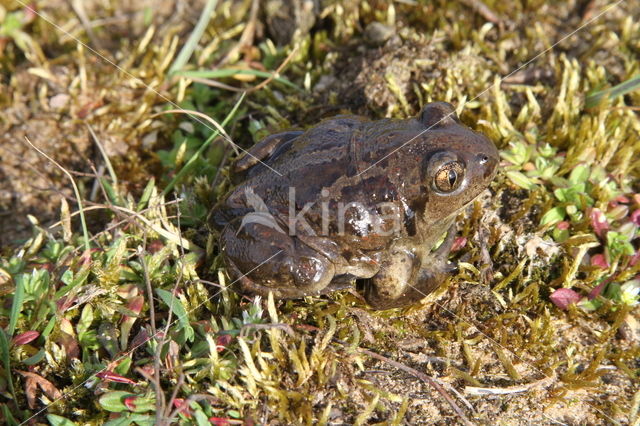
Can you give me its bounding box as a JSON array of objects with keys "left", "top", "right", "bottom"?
[{"left": 433, "top": 161, "right": 464, "bottom": 193}]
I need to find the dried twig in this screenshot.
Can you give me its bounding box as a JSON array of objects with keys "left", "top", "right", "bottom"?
[
  {"left": 465, "top": 374, "right": 556, "bottom": 396},
  {"left": 245, "top": 46, "right": 298, "bottom": 94},
  {"left": 217, "top": 0, "right": 259, "bottom": 67},
  {"left": 331, "top": 337, "right": 474, "bottom": 425},
  {"left": 23, "top": 136, "right": 91, "bottom": 252},
  {"left": 69, "top": 0, "right": 104, "bottom": 49},
  {"left": 184, "top": 46, "right": 298, "bottom": 94}
]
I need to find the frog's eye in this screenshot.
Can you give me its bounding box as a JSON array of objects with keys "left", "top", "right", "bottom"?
[{"left": 433, "top": 161, "right": 464, "bottom": 193}]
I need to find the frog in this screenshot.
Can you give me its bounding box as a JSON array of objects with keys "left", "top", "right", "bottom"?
[{"left": 209, "top": 102, "right": 498, "bottom": 310}]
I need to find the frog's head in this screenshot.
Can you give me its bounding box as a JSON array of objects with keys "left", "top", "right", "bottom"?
[{"left": 414, "top": 102, "right": 499, "bottom": 226}]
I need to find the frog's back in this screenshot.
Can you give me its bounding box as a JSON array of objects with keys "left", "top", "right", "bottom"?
[
  {"left": 237, "top": 116, "right": 365, "bottom": 201},
  {"left": 265, "top": 116, "right": 365, "bottom": 172}
]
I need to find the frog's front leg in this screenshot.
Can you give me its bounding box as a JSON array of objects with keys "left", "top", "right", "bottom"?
[
  {"left": 362, "top": 225, "right": 458, "bottom": 310},
  {"left": 220, "top": 218, "right": 336, "bottom": 298}
]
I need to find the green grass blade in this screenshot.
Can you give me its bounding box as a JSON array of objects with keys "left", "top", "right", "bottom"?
[
  {"left": 137, "top": 177, "right": 156, "bottom": 211},
  {"left": 585, "top": 74, "right": 640, "bottom": 108},
  {"left": 1, "top": 404, "right": 19, "bottom": 426},
  {"left": 168, "top": 0, "right": 218, "bottom": 75},
  {"left": 161, "top": 92, "right": 245, "bottom": 197},
  {"left": 155, "top": 288, "right": 194, "bottom": 341},
  {"left": 0, "top": 329, "right": 16, "bottom": 403},
  {"left": 8, "top": 274, "right": 25, "bottom": 336},
  {"left": 177, "top": 68, "right": 300, "bottom": 90},
  {"left": 100, "top": 177, "right": 121, "bottom": 206}
]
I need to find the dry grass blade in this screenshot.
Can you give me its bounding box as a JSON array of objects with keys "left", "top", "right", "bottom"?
[
  {"left": 183, "top": 45, "right": 298, "bottom": 94},
  {"left": 86, "top": 123, "right": 118, "bottom": 189},
  {"left": 465, "top": 374, "right": 556, "bottom": 396},
  {"left": 69, "top": 0, "right": 103, "bottom": 49},
  {"left": 168, "top": 0, "right": 219, "bottom": 75},
  {"left": 245, "top": 46, "right": 298, "bottom": 94},
  {"left": 216, "top": 0, "right": 259, "bottom": 67}
]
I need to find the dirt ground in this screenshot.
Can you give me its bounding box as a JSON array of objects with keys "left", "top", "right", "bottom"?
[{"left": 0, "top": 0, "right": 205, "bottom": 248}]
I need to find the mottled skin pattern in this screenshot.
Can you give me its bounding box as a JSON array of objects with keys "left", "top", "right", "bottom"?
[{"left": 209, "top": 102, "right": 499, "bottom": 309}]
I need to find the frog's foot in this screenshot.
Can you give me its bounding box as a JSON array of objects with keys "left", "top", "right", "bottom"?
[
  {"left": 359, "top": 247, "right": 413, "bottom": 310},
  {"left": 362, "top": 272, "right": 435, "bottom": 310},
  {"left": 220, "top": 219, "right": 336, "bottom": 298},
  {"left": 361, "top": 236, "right": 457, "bottom": 310}
]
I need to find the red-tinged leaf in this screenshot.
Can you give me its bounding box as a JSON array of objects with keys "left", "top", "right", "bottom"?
[
  {"left": 194, "top": 320, "right": 213, "bottom": 333},
  {"left": 614, "top": 195, "right": 630, "bottom": 204},
  {"left": 216, "top": 334, "right": 233, "bottom": 352},
  {"left": 172, "top": 398, "right": 192, "bottom": 418},
  {"left": 137, "top": 365, "right": 155, "bottom": 378},
  {"left": 26, "top": 263, "right": 54, "bottom": 272},
  {"left": 631, "top": 210, "right": 640, "bottom": 226},
  {"left": 56, "top": 295, "right": 76, "bottom": 312},
  {"left": 126, "top": 296, "right": 145, "bottom": 316},
  {"left": 96, "top": 371, "right": 137, "bottom": 385},
  {"left": 451, "top": 237, "right": 467, "bottom": 252},
  {"left": 124, "top": 396, "right": 137, "bottom": 411},
  {"left": 556, "top": 221, "right": 570, "bottom": 230},
  {"left": 58, "top": 318, "right": 79, "bottom": 359},
  {"left": 590, "top": 208, "right": 608, "bottom": 237},
  {"left": 117, "top": 284, "right": 138, "bottom": 299},
  {"left": 79, "top": 250, "right": 91, "bottom": 266},
  {"left": 209, "top": 417, "right": 231, "bottom": 426},
  {"left": 12, "top": 331, "right": 40, "bottom": 346},
  {"left": 589, "top": 281, "right": 609, "bottom": 299},
  {"left": 148, "top": 240, "right": 164, "bottom": 253},
  {"left": 76, "top": 99, "right": 105, "bottom": 119},
  {"left": 549, "top": 288, "right": 582, "bottom": 310},
  {"left": 129, "top": 328, "right": 150, "bottom": 349},
  {"left": 23, "top": 4, "right": 38, "bottom": 23},
  {"left": 294, "top": 323, "right": 320, "bottom": 332},
  {"left": 18, "top": 370, "right": 62, "bottom": 409},
  {"left": 591, "top": 253, "right": 609, "bottom": 269},
  {"left": 630, "top": 251, "right": 640, "bottom": 267},
  {"left": 121, "top": 296, "right": 145, "bottom": 348}
]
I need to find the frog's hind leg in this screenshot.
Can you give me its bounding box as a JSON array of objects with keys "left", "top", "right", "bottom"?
[{"left": 219, "top": 218, "right": 336, "bottom": 299}]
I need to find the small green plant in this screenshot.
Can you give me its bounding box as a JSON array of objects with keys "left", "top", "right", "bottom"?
[{"left": 0, "top": 4, "right": 44, "bottom": 67}]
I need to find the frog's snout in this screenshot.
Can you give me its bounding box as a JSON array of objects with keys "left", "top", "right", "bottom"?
[{"left": 476, "top": 151, "right": 498, "bottom": 179}]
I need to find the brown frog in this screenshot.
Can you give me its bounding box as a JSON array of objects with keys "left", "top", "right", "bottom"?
[{"left": 209, "top": 102, "right": 498, "bottom": 309}]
